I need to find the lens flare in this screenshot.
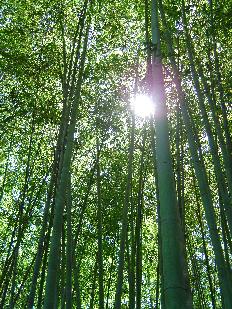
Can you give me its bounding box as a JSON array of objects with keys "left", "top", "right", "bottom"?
[{"left": 131, "top": 94, "right": 154, "bottom": 118}]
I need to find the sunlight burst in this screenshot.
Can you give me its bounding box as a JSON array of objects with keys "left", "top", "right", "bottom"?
[{"left": 131, "top": 94, "right": 154, "bottom": 118}]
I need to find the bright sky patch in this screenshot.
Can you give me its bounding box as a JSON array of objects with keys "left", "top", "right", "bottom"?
[{"left": 131, "top": 94, "right": 154, "bottom": 118}]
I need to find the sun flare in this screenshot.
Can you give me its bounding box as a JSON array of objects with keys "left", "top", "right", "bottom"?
[{"left": 131, "top": 94, "right": 154, "bottom": 118}]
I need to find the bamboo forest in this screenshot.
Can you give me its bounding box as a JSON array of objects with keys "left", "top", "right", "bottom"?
[{"left": 0, "top": 0, "right": 232, "bottom": 307}]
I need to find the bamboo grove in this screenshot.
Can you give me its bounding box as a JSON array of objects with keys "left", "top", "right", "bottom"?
[{"left": 0, "top": 0, "right": 231, "bottom": 307}]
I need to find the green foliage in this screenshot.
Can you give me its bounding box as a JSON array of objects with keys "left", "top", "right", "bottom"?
[{"left": 0, "top": 0, "right": 231, "bottom": 308}]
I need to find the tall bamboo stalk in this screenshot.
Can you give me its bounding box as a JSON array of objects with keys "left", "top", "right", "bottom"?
[
  {"left": 150, "top": 0, "right": 192, "bottom": 307},
  {"left": 158, "top": 0, "right": 232, "bottom": 306},
  {"left": 43, "top": 22, "right": 90, "bottom": 309},
  {"left": 96, "top": 139, "right": 104, "bottom": 309},
  {"left": 114, "top": 113, "right": 135, "bottom": 309}
]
